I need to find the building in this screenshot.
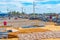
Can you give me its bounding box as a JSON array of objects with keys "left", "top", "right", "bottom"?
[{"left": 0, "top": 12, "right": 9, "bottom": 17}]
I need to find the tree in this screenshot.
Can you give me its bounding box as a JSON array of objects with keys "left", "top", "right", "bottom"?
[{"left": 8, "top": 11, "right": 21, "bottom": 17}]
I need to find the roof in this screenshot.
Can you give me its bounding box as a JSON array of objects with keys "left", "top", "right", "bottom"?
[{"left": 0, "top": 12, "right": 8, "bottom": 17}]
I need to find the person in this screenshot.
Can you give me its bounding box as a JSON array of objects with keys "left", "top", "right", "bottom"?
[
  {"left": 50, "top": 15, "right": 52, "bottom": 19},
  {"left": 9, "top": 17, "right": 10, "bottom": 20},
  {"left": 49, "top": 15, "right": 52, "bottom": 21},
  {"left": 3, "top": 21, "right": 7, "bottom": 26},
  {"left": 15, "top": 17, "right": 17, "bottom": 20}
]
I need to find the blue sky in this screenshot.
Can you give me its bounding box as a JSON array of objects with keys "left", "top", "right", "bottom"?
[{"left": 0, "top": 0, "right": 60, "bottom": 13}]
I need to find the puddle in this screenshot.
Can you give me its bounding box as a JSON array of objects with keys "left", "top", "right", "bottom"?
[
  {"left": 22, "top": 25, "right": 45, "bottom": 28},
  {"left": 6, "top": 29, "right": 18, "bottom": 32}
]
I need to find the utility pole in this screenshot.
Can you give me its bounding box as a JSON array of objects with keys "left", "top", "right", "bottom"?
[
  {"left": 33, "top": 1, "right": 35, "bottom": 18},
  {"left": 7, "top": 7, "right": 9, "bottom": 13},
  {"left": 7, "top": 9, "right": 8, "bottom": 12},
  {"left": 21, "top": 7, "right": 24, "bottom": 13},
  {"left": 21, "top": 7, "right": 24, "bottom": 17}
]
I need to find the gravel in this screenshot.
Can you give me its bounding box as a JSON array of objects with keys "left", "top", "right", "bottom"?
[{"left": 18, "top": 31, "right": 60, "bottom": 40}]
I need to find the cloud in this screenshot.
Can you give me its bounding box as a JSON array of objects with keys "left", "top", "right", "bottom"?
[
  {"left": 0, "top": 0, "right": 60, "bottom": 13},
  {"left": 22, "top": 5, "right": 33, "bottom": 13},
  {"left": 0, "top": 2, "right": 7, "bottom": 4},
  {"left": 36, "top": 0, "right": 49, "bottom": 2}
]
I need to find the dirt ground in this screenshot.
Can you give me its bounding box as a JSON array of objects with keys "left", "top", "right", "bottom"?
[{"left": 0, "top": 18, "right": 60, "bottom": 40}]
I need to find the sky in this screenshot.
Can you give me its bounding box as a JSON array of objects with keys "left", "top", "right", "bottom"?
[{"left": 0, "top": 0, "right": 60, "bottom": 13}]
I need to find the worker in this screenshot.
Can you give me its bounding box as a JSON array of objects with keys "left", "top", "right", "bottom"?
[
  {"left": 15, "top": 17, "right": 17, "bottom": 20},
  {"left": 50, "top": 15, "right": 52, "bottom": 21},
  {"left": 3, "top": 21, "right": 7, "bottom": 26},
  {"left": 9, "top": 17, "right": 10, "bottom": 20}
]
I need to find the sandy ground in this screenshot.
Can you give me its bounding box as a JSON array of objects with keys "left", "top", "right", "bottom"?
[
  {"left": 0, "top": 18, "right": 60, "bottom": 40},
  {"left": 0, "top": 38, "right": 18, "bottom": 40}
]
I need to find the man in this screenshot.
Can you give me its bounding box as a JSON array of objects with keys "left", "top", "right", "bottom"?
[
  {"left": 3, "top": 21, "right": 7, "bottom": 26},
  {"left": 49, "top": 15, "right": 52, "bottom": 21}
]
